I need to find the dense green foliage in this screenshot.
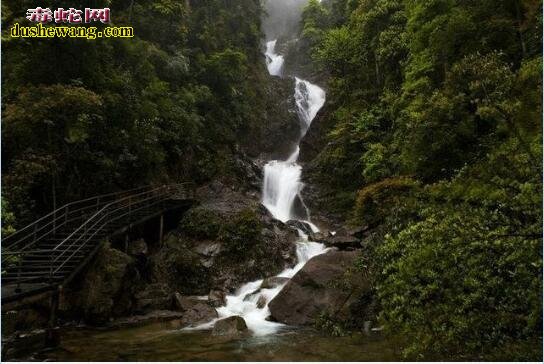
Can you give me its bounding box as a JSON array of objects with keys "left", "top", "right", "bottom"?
[
  {"left": 1, "top": 0, "right": 268, "bottom": 225},
  {"left": 298, "top": 0, "right": 542, "bottom": 359},
  {"left": 1, "top": 0, "right": 542, "bottom": 360}
]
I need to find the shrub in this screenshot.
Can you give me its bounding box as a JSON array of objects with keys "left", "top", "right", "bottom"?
[{"left": 375, "top": 206, "right": 542, "bottom": 360}]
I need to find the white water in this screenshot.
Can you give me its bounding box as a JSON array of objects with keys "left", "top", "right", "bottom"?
[
  {"left": 188, "top": 38, "right": 327, "bottom": 336},
  {"left": 262, "top": 71, "right": 326, "bottom": 224},
  {"left": 294, "top": 77, "right": 326, "bottom": 137},
  {"left": 190, "top": 230, "right": 329, "bottom": 336},
  {"left": 265, "top": 40, "right": 284, "bottom": 76}
]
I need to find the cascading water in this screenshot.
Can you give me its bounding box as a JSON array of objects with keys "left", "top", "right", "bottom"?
[
  {"left": 294, "top": 77, "right": 326, "bottom": 137},
  {"left": 261, "top": 78, "right": 325, "bottom": 224},
  {"left": 265, "top": 40, "right": 284, "bottom": 76},
  {"left": 188, "top": 32, "right": 327, "bottom": 337},
  {"left": 212, "top": 39, "right": 327, "bottom": 335}
]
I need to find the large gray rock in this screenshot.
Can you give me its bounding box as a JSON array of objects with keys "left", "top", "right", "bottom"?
[
  {"left": 65, "top": 243, "right": 139, "bottom": 324},
  {"left": 268, "top": 250, "right": 368, "bottom": 326},
  {"left": 212, "top": 316, "right": 248, "bottom": 336},
  {"left": 174, "top": 296, "right": 218, "bottom": 326}
]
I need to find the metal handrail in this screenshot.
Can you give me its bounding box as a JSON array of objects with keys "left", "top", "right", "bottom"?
[
  {"left": 1, "top": 183, "right": 193, "bottom": 288},
  {"left": 51, "top": 188, "right": 176, "bottom": 275},
  {"left": 2, "top": 185, "right": 153, "bottom": 251}
]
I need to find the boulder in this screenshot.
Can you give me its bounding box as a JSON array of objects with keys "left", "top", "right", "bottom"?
[
  {"left": 174, "top": 296, "right": 218, "bottom": 326},
  {"left": 150, "top": 242, "right": 212, "bottom": 296},
  {"left": 212, "top": 316, "right": 248, "bottom": 336},
  {"left": 65, "top": 244, "right": 138, "bottom": 324},
  {"left": 134, "top": 283, "right": 172, "bottom": 313},
  {"left": 308, "top": 231, "right": 331, "bottom": 244},
  {"left": 127, "top": 238, "right": 148, "bottom": 256},
  {"left": 260, "top": 276, "right": 289, "bottom": 289},
  {"left": 208, "top": 289, "right": 227, "bottom": 307},
  {"left": 268, "top": 250, "right": 369, "bottom": 326}
]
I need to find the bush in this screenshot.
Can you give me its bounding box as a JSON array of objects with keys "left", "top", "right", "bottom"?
[
  {"left": 218, "top": 208, "right": 263, "bottom": 255},
  {"left": 352, "top": 177, "right": 420, "bottom": 227},
  {"left": 180, "top": 207, "right": 223, "bottom": 240},
  {"left": 375, "top": 206, "right": 542, "bottom": 360}
]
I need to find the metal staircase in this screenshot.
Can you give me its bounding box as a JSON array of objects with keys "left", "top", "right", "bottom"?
[{"left": 1, "top": 184, "right": 194, "bottom": 304}]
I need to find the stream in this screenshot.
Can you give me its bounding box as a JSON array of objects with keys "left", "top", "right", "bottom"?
[{"left": 37, "top": 322, "right": 400, "bottom": 361}]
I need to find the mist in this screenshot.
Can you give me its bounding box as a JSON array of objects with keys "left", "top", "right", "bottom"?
[{"left": 262, "top": 0, "right": 310, "bottom": 40}]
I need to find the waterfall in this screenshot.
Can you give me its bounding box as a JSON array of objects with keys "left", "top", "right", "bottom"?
[
  {"left": 189, "top": 37, "right": 327, "bottom": 336},
  {"left": 265, "top": 40, "right": 284, "bottom": 76},
  {"left": 216, "top": 38, "right": 327, "bottom": 335},
  {"left": 294, "top": 77, "right": 326, "bottom": 137},
  {"left": 261, "top": 77, "right": 325, "bottom": 223}
]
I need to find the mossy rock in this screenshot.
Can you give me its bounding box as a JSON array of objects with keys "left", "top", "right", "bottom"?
[{"left": 180, "top": 207, "right": 223, "bottom": 240}]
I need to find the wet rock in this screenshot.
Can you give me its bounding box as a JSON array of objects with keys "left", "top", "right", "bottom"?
[
  {"left": 127, "top": 238, "right": 148, "bottom": 256},
  {"left": 308, "top": 231, "right": 331, "bottom": 244},
  {"left": 208, "top": 290, "right": 226, "bottom": 307},
  {"left": 325, "top": 235, "right": 361, "bottom": 250},
  {"left": 256, "top": 295, "right": 267, "bottom": 309},
  {"left": 299, "top": 102, "right": 332, "bottom": 163},
  {"left": 172, "top": 292, "right": 185, "bottom": 310},
  {"left": 286, "top": 220, "right": 314, "bottom": 235},
  {"left": 260, "top": 276, "right": 289, "bottom": 289},
  {"left": 268, "top": 250, "right": 369, "bottom": 326},
  {"left": 134, "top": 283, "right": 172, "bottom": 313},
  {"left": 1, "top": 328, "right": 57, "bottom": 361},
  {"left": 243, "top": 290, "right": 260, "bottom": 302},
  {"left": 309, "top": 229, "right": 360, "bottom": 250},
  {"left": 212, "top": 316, "right": 248, "bottom": 336},
  {"left": 251, "top": 76, "right": 300, "bottom": 160},
  {"left": 174, "top": 296, "right": 218, "bottom": 326}
]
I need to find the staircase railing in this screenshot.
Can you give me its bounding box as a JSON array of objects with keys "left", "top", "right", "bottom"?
[
  {"left": 2, "top": 185, "right": 152, "bottom": 254},
  {"left": 1, "top": 183, "right": 194, "bottom": 288}
]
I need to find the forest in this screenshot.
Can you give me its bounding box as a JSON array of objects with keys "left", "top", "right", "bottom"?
[
  {"left": 1, "top": 0, "right": 543, "bottom": 362},
  {"left": 296, "top": 0, "right": 543, "bottom": 359}
]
